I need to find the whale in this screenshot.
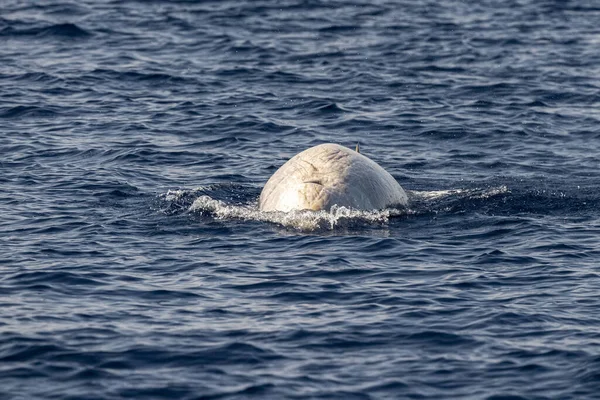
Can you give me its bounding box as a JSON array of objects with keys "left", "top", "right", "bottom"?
[{"left": 259, "top": 143, "right": 408, "bottom": 212}]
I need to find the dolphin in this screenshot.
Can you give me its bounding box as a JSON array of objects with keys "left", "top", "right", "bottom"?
[{"left": 259, "top": 143, "right": 408, "bottom": 212}]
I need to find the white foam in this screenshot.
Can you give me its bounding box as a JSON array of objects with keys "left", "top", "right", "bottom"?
[
  {"left": 410, "top": 185, "right": 510, "bottom": 201},
  {"left": 189, "top": 195, "right": 404, "bottom": 231},
  {"left": 163, "top": 189, "right": 188, "bottom": 202}
]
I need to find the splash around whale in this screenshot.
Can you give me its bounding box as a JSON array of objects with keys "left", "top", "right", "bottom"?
[{"left": 259, "top": 143, "right": 408, "bottom": 212}]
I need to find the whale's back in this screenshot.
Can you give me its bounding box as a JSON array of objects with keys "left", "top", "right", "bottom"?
[{"left": 259, "top": 144, "right": 407, "bottom": 212}]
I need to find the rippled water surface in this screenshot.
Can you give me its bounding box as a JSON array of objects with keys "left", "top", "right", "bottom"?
[{"left": 1, "top": 1, "right": 600, "bottom": 399}]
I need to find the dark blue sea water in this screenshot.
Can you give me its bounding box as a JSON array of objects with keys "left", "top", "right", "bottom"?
[{"left": 1, "top": 0, "right": 600, "bottom": 399}]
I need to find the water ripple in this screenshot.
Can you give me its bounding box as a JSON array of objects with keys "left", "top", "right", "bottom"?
[{"left": 1, "top": 0, "right": 600, "bottom": 399}]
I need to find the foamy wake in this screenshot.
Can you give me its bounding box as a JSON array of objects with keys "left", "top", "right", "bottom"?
[
  {"left": 160, "top": 185, "right": 510, "bottom": 231},
  {"left": 189, "top": 195, "right": 403, "bottom": 231}
]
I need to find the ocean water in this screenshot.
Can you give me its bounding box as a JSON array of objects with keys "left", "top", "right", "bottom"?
[{"left": 1, "top": 0, "right": 599, "bottom": 399}]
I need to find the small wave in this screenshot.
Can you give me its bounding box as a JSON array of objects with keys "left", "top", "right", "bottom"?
[
  {"left": 0, "top": 105, "right": 60, "bottom": 119},
  {"left": 0, "top": 23, "right": 90, "bottom": 38},
  {"left": 410, "top": 186, "right": 510, "bottom": 201},
  {"left": 406, "top": 185, "right": 512, "bottom": 217},
  {"left": 86, "top": 69, "right": 190, "bottom": 85},
  {"left": 315, "top": 101, "right": 346, "bottom": 113},
  {"left": 1, "top": 72, "right": 62, "bottom": 84},
  {"left": 38, "top": 23, "right": 90, "bottom": 38},
  {"left": 319, "top": 25, "right": 359, "bottom": 33}
]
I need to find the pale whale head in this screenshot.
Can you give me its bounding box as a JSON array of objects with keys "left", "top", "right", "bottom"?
[{"left": 259, "top": 143, "right": 408, "bottom": 212}]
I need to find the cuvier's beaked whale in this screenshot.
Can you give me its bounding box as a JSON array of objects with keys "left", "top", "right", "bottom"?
[{"left": 259, "top": 143, "right": 408, "bottom": 212}]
